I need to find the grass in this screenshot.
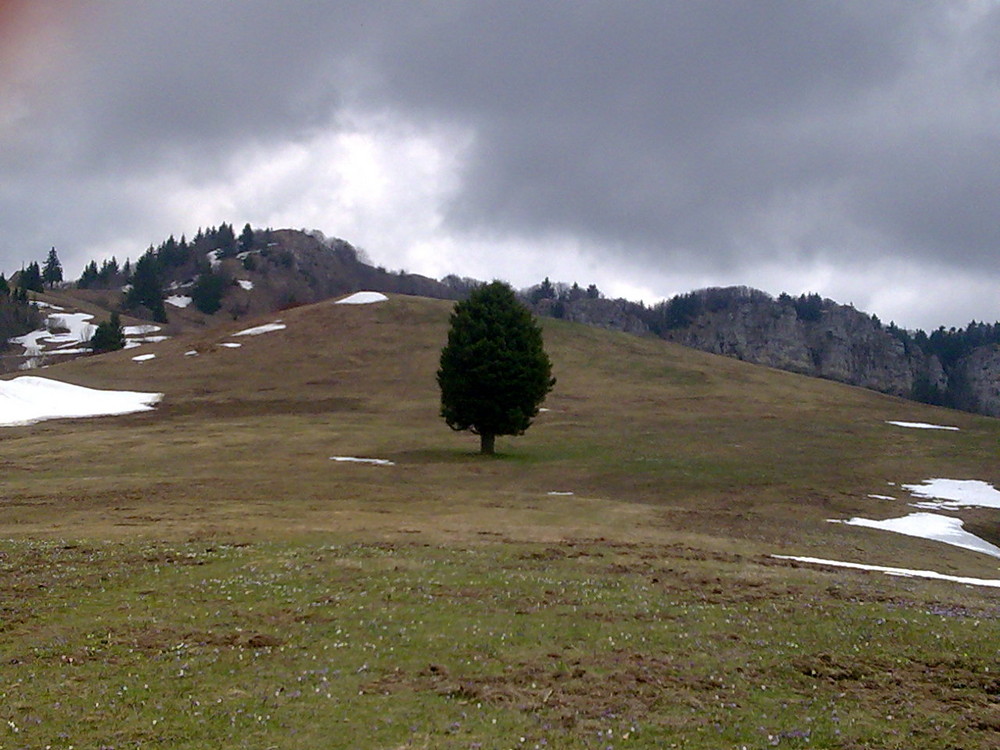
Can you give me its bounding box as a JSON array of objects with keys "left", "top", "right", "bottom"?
[
  {"left": 4, "top": 539, "right": 1000, "bottom": 749},
  {"left": 3, "top": 293, "right": 1000, "bottom": 747}
]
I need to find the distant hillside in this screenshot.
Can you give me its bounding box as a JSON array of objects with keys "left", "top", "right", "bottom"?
[
  {"left": 74, "top": 225, "right": 462, "bottom": 324},
  {"left": 7, "top": 226, "right": 1000, "bottom": 417},
  {"left": 529, "top": 286, "right": 1000, "bottom": 418}
]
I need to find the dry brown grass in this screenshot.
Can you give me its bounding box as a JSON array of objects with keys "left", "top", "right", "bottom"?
[{"left": 2, "top": 292, "right": 999, "bottom": 574}]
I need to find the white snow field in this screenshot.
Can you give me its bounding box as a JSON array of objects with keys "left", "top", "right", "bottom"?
[
  {"left": 9, "top": 311, "right": 171, "bottom": 367},
  {"left": 237, "top": 280, "right": 254, "bottom": 290},
  {"left": 0, "top": 376, "right": 162, "bottom": 427},
  {"left": 132, "top": 353, "right": 156, "bottom": 362},
  {"left": 233, "top": 321, "right": 285, "bottom": 336},
  {"left": 886, "top": 420, "right": 960, "bottom": 431},
  {"left": 330, "top": 456, "right": 395, "bottom": 466},
  {"left": 12, "top": 312, "right": 95, "bottom": 354},
  {"left": 772, "top": 556, "right": 1000, "bottom": 589},
  {"left": 833, "top": 512, "right": 1000, "bottom": 558},
  {"left": 335, "top": 291, "right": 388, "bottom": 305},
  {"left": 903, "top": 478, "right": 1000, "bottom": 510}
]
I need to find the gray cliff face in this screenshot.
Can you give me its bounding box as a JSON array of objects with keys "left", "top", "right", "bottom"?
[
  {"left": 532, "top": 286, "right": 1000, "bottom": 416},
  {"left": 663, "top": 301, "right": 942, "bottom": 397},
  {"left": 534, "top": 297, "right": 649, "bottom": 336},
  {"left": 952, "top": 344, "right": 1000, "bottom": 417}
]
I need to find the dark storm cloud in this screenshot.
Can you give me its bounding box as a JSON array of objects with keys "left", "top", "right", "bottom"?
[
  {"left": 3, "top": 1, "right": 1000, "bottom": 328},
  {"left": 360, "top": 1, "right": 1000, "bottom": 270}
]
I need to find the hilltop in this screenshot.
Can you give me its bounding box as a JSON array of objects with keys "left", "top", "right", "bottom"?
[{"left": 8, "top": 226, "right": 1000, "bottom": 417}]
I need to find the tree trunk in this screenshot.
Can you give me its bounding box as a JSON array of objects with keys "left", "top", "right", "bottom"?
[{"left": 480, "top": 432, "right": 496, "bottom": 455}]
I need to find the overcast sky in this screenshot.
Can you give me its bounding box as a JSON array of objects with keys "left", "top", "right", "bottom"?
[{"left": 2, "top": 1, "right": 999, "bottom": 330}]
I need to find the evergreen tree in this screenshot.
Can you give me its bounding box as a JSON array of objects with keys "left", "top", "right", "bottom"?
[
  {"left": 438, "top": 281, "right": 555, "bottom": 455},
  {"left": 20, "top": 261, "right": 43, "bottom": 293},
  {"left": 191, "top": 270, "right": 226, "bottom": 314},
  {"left": 529, "top": 277, "right": 556, "bottom": 304},
  {"left": 99, "top": 257, "right": 121, "bottom": 287},
  {"left": 124, "top": 251, "right": 167, "bottom": 322},
  {"left": 78, "top": 260, "right": 99, "bottom": 289},
  {"left": 42, "top": 247, "right": 63, "bottom": 286},
  {"left": 216, "top": 222, "right": 238, "bottom": 258},
  {"left": 89, "top": 311, "right": 126, "bottom": 353},
  {"left": 238, "top": 223, "right": 255, "bottom": 255},
  {"left": 0, "top": 273, "right": 8, "bottom": 296}
]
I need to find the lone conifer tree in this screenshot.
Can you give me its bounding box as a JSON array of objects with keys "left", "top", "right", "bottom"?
[
  {"left": 438, "top": 281, "right": 555, "bottom": 455},
  {"left": 89, "top": 311, "right": 126, "bottom": 353},
  {"left": 42, "top": 247, "right": 63, "bottom": 287}
]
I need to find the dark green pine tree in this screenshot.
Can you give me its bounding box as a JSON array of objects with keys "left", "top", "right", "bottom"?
[
  {"left": 438, "top": 281, "right": 555, "bottom": 455},
  {"left": 42, "top": 247, "right": 63, "bottom": 287},
  {"left": 216, "top": 222, "right": 238, "bottom": 258},
  {"left": 89, "top": 311, "right": 126, "bottom": 353},
  {"left": 0, "top": 273, "right": 8, "bottom": 296},
  {"left": 238, "top": 223, "right": 255, "bottom": 255},
  {"left": 20, "top": 261, "right": 43, "bottom": 293},
  {"left": 78, "top": 260, "right": 99, "bottom": 289},
  {"left": 191, "top": 270, "right": 226, "bottom": 314},
  {"left": 124, "top": 251, "right": 167, "bottom": 322}
]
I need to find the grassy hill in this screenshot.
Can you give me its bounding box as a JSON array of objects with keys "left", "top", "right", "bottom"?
[{"left": 3, "top": 294, "right": 1000, "bottom": 748}]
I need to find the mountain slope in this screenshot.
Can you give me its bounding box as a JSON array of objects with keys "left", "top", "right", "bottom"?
[{"left": 3, "top": 291, "right": 999, "bottom": 576}]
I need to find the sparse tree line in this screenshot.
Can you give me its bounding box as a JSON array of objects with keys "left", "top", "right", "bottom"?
[
  {"left": 85, "top": 223, "right": 269, "bottom": 322},
  {"left": 1, "top": 224, "right": 269, "bottom": 355}
]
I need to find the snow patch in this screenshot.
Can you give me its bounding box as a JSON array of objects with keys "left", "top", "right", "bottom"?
[
  {"left": 903, "top": 478, "right": 1000, "bottom": 510},
  {"left": 886, "top": 420, "right": 959, "bottom": 431},
  {"left": 132, "top": 353, "right": 156, "bottom": 362},
  {"left": 184, "top": 350, "right": 198, "bottom": 357},
  {"left": 772, "top": 555, "right": 1000, "bottom": 589},
  {"left": 237, "top": 279, "right": 254, "bottom": 291},
  {"left": 335, "top": 291, "right": 388, "bottom": 305},
  {"left": 330, "top": 456, "right": 395, "bottom": 466},
  {"left": 0, "top": 376, "right": 162, "bottom": 427},
  {"left": 123, "top": 324, "right": 161, "bottom": 336},
  {"left": 219, "top": 342, "right": 242, "bottom": 349},
  {"left": 233, "top": 321, "right": 285, "bottom": 337},
  {"left": 547, "top": 491, "right": 574, "bottom": 496},
  {"left": 867, "top": 494, "right": 895, "bottom": 501},
  {"left": 48, "top": 312, "right": 96, "bottom": 343},
  {"left": 166, "top": 295, "right": 192, "bottom": 308},
  {"left": 833, "top": 512, "right": 1000, "bottom": 559}
]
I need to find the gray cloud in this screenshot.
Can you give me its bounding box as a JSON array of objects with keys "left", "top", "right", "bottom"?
[{"left": 2, "top": 1, "right": 999, "bottom": 329}]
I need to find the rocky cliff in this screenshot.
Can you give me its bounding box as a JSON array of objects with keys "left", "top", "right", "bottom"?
[
  {"left": 529, "top": 288, "right": 1000, "bottom": 414},
  {"left": 950, "top": 344, "right": 1000, "bottom": 417},
  {"left": 660, "top": 297, "right": 945, "bottom": 398}
]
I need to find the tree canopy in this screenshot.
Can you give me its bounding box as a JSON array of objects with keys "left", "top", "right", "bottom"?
[
  {"left": 89, "top": 311, "right": 126, "bottom": 353},
  {"left": 438, "top": 281, "right": 555, "bottom": 454},
  {"left": 42, "top": 247, "right": 63, "bottom": 287}
]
